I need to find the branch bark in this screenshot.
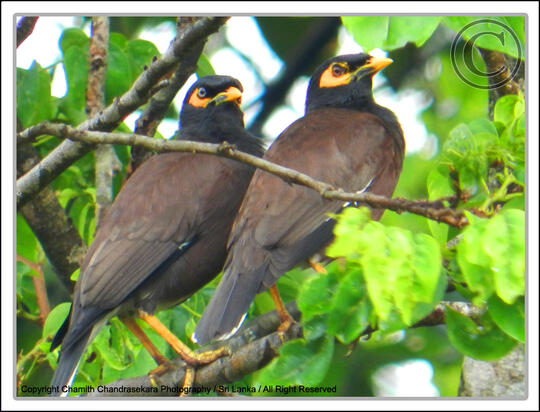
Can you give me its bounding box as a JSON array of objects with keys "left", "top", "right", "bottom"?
[
  {"left": 16, "top": 139, "right": 85, "bottom": 292},
  {"left": 478, "top": 47, "right": 524, "bottom": 119},
  {"left": 18, "top": 123, "right": 468, "bottom": 228},
  {"left": 87, "top": 17, "right": 121, "bottom": 225},
  {"left": 16, "top": 16, "right": 229, "bottom": 208},
  {"left": 17, "top": 16, "right": 39, "bottom": 48}
]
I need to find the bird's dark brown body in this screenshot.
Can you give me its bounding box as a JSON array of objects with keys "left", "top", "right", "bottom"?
[
  {"left": 194, "top": 54, "right": 405, "bottom": 344},
  {"left": 51, "top": 76, "right": 264, "bottom": 392}
]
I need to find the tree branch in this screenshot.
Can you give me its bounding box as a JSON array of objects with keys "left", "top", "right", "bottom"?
[
  {"left": 478, "top": 47, "right": 524, "bottom": 119},
  {"left": 17, "top": 16, "right": 39, "bottom": 48},
  {"left": 87, "top": 301, "right": 474, "bottom": 397},
  {"left": 16, "top": 16, "right": 229, "bottom": 208},
  {"left": 87, "top": 17, "right": 121, "bottom": 225},
  {"left": 19, "top": 123, "right": 468, "bottom": 228},
  {"left": 16, "top": 139, "right": 85, "bottom": 292},
  {"left": 16, "top": 255, "right": 50, "bottom": 327},
  {"left": 130, "top": 16, "right": 207, "bottom": 172}
]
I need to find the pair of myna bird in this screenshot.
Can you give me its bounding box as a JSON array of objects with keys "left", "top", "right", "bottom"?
[{"left": 50, "top": 53, "right": 405, "bottom": 394}]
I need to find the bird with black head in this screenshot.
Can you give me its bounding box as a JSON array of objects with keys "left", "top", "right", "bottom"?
[
  {"left": 193, "top": 53, "right": 405, "bottom": 345},
  {"left": 50, "top": 75, "right": 264, "bottom": 395}
]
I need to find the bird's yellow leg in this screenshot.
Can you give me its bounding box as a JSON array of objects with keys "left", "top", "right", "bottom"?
[
  {"left": 120, "top": 316, "right": 174, "bottom": 381},
  {"left": 138, "top": 310, "right": 229, "bottom": 366},
  {"left": 269, "top": 285, "right": 295, "bottom": 334}
]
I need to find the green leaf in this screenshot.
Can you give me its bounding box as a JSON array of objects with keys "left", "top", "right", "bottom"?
[
  {"left": 17, "top": 214, "right": 38, "bottom": 262},
  {"left": 443, "top": 17, "right": 524, "bottom": 60},
  {"left": 326, "top": 270, "right": 371, "bottom": 343},
  {"left": 93, "top": 325, "right": 127, "bottom": 371},
  {"left": 483, "top": 210, "right": 525, "bottom": 304},
  {"left": 363, "top": 224, "right": 442, "bottom": 329},
  {"left": 57, "top": 187, "right": 83, "bottom": 208},
  {"left": 494, "top": 95, "right": 524, "bottom": 127},
  {"left": 456, "top": 214, "right": 494, "bottom": 302},
  {"left": 43, "top": 303, "right": 71, "bottom": 339},
  {"left": 342, "top": 17, "right": 388, "bottom": 52},
  {"left": 62, "top": 45, "right": 89, "bottom": 110},
  {"left": 196, "top": 54, "right": 216, "bottom": 78},
  {"left": 327, "top": 209, "right": 443, "bottom": 332},
  {"left": 105, "top": 42, "right": 132, "bottom": 104},
  {"left": 326, "top": 207, "right": 371, "bottom": 258},
  {"left": 468, "top": 118, "right": 499, "bottom": 136},
  {"left": 127, "top": 39, "right": 160, "bottom": 81},
  {"left": 362, "top": 224, "right": 410, "bottom": 328},
  {"left": 457, "top": 209, "right": 524, "bottom": 304},
  {"left": 398, "top": 233, "right": 446, "bottom": 325},
  {"left": 384, "top": 17, "right": 443, "bottom": 50},
  {"left": 302, "top": 315, "right": 328, "bottom": 341},
  {"left": 59, "top": 28, "right": 89, "bottom": 54},
  {"left": 16, "top": 63, "right": 54, "bottom": 127},
  {"left": 488, "top": 295, "right": 524, "bottom": 343},
  {"left": 445, "top": 306, "right": 517, "bottom": 361},
  {"left": 502, "top": 195, "right": 525, "bottom": 211},
  {"left": 297, "top": 272, "right": 338, "bottom": 321},
  {"left": 110, "top": 32, "right": 128, "bottom": 49},
  {"left": 18, "top": 273, "right": 39, "bottom": 314},
  {"left": 256, "top": 335, "right": 335, "bottom": 386},
  {"left": 426, "top": 167, "right": 454, "bottom": 245},
  {"left": 342, "top": 16, "right": 442, "bottom": 51},
  {"left": 70, "top": 268, "right": 80, "bottom": 281}
]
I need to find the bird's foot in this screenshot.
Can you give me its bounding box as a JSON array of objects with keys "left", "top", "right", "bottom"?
[
  {"left": 308, "top": 259, "right": 327, "bottom": 274},
  {"left": 148, "top": 360, "right": 176, "bottom": 386},
  {"left": 179, "top": 367, "right": 195, "bottom": 397},
  {"left": 181, "top": 345, "right": 231, "bottom": 366},
  {"left": 139, "top": 311, "right": 230, "bottom": 366}
]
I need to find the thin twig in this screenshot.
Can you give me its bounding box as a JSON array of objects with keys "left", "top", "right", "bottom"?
[
  {"left": 16, "top": 255, "right": 50, "bottom": 326},
  {"left": 18, "top": 122, "right": 469, "bottom": 228}
]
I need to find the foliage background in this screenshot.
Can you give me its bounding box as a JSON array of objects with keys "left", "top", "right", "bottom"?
[{"left": 15, "top": 15, "right": 526, "bottom": 397}]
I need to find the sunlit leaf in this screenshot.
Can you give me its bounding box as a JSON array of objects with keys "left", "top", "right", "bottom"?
[
  {"left": 488, "top": 295, "right": 524, "bottom": 343},
  {"left": 196, "top": 54, "right": 216, "bottom": 78},
  {"left": 43, "top": 303, "right": 71, "bottom": 339},
  {"left": 443, "top": 17, "right": 524, "bottom": 60},
  {"left": 342, "top": 16, "right": 442, "bottom": 51},
  {"left": 456, "top": 210, "right": 525, "bottom": 304}
]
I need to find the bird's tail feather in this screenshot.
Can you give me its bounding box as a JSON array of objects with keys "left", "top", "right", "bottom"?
[
  {"left": 50, "top": 332, "right": 90, "bottom": 397},
  {"left": 193, "top": 265, "right": 265, "bottom": 345}
]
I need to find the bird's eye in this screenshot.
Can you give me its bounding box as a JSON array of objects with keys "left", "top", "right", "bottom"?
[
  {"left": 332, "top": 65, "right": 347, "bottom": 77},
  {"left": 197, "top": 88, "right": 207, "bottom": 98}
]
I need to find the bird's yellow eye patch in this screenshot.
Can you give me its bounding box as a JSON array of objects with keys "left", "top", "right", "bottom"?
[
  {"left": 188, "top": 88, "right": 212, "bottom": 108},
  {"left": 319, "top": 63, "right": 351, "bottom": 88}
]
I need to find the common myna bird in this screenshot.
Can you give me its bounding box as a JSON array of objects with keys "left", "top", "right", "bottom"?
[
  {"left": 50, "top": 75, "right": 264, "bottom": 395},
  {"left": 193, "top": 53, "right": 405, "bottom": 344}
]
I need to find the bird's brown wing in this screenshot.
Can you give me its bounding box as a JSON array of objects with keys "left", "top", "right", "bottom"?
[
  {"left": 232, "top": 109, "right": 403, "bottom": 283},
  {"left": 194, "top": 109, "right": 404, "bottom": 343},
  {"left": 77, "top": 152, "right": 237, "bottom": 310}
]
